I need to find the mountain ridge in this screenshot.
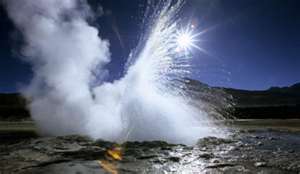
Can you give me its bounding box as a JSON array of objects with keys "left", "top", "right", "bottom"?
[{"left": 1, "top": 79, "right": 300, "bottom": 120}]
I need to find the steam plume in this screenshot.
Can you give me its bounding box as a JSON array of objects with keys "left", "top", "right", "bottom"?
[{"left": 3, "top": 0, "right": 226, "bottom": 145}]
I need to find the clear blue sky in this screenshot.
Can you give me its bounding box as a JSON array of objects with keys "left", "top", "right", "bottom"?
[{"left": 0, "top": 0, "right": 299, "bottom": 92}]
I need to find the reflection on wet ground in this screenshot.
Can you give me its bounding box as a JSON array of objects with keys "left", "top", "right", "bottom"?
[{"left": 0, "top": 120, "right": 300, "bottom": 173}]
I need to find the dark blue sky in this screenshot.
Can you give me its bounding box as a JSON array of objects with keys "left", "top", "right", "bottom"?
[{"left": 0, "top": 0, "right": 299, "bottom": 92}]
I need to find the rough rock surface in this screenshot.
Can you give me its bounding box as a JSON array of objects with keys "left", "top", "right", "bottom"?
[{"left": 0, "top": 129, "right": 300, "bottom": 174}]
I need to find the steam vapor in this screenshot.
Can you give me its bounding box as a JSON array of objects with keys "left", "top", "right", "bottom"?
[{"left": 2, "top": 0, "right": 226, "bottom": 145}]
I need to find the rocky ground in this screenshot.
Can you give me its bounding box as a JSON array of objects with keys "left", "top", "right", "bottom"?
[{"left": 0, "top": 128, "right": 300, "bottom": 174}]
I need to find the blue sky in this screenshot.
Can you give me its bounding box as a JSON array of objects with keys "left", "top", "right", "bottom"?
[{"left": 0, "top": 0, "right": 299, "bottom": 92}]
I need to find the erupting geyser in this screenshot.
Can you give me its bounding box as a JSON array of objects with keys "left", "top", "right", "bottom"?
[{"left": 2, "top": 0, "right": 227, "bottom": 145}]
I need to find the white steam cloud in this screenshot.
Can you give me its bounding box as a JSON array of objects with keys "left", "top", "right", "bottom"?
[{"left": 3, "top": 0, "right": 225, "bottom": 145}]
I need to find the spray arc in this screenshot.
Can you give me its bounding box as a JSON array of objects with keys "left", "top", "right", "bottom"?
[{"left": 3, "top": 0, "right": 227, "bottom": 145}]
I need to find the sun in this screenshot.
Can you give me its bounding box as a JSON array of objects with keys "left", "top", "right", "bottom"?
[
  {"left": 177, "top": 32, "right": 193, "bottom": 49},
  {"left": 175, "top": 26, "right": 204, "bottom": 53}
]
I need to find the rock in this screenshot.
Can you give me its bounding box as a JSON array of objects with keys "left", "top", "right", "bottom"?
[
  {"left": 197, "top": 137, "right": 234, "bottom": 147},
  {"left": 211, "top": 159, "right": 220, "bottom": 163},
  {"left": 168, "top": 156, "right": 180, "bottom": 162},
  {"left": 287, "top": 161, "right": 300, "bottom": 171},
  {"left": 288, "top": 149, "right": 295, "bottom": 153},
  {"left": 228, "top": 145, "right": 237, "bottom": 151},
  {"left": 1, "top": 130, "right": 300, "bottom": 173},
  {"left": 199, "top": 152, "right": 214, "bottom": 159},
  {"left": 206, "top": 163, "right": 236, "bottom": 169},
  {"left": 236, "top": 141, "right": 244, "bottom": 147},
  {"left": 254, "top": 162, "right": 267, "bottom": 167}
]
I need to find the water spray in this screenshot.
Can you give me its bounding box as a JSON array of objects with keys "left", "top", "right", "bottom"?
[{"left": 3, "top": 0, "right": 228, "bottom": 145}]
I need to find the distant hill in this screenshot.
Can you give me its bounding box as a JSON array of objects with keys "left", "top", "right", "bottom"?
[
  {"left": 0, "top": 93, "right": 29, "bottom": 121},
  {"left": 224, "top": 83, "right": 300, "bottom": 107},
  {"left": 0, "top": 81, "right": 300, "bottom": 120},
  {"left": 186, "top": 79, "right": 300, "bottom": 119}
]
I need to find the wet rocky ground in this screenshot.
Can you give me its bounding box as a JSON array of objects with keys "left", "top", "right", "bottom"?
[{"left": 1, "top": 127, "right": 300, "bottom": 174}]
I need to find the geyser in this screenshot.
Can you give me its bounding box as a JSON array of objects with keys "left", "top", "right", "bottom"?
[{"left": 3, "top": 0, "right": 227, "bottom": 145}]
